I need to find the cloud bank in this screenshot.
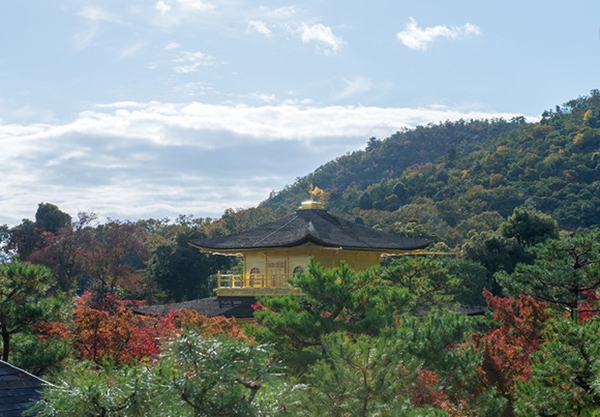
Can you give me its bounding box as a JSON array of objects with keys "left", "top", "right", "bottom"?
[{"left": 0, "top": 101, "right": 527, "bottom": 226}]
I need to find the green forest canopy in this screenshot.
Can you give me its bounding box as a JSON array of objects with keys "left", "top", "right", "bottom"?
[{"left": 261, "top": 90, "right": 600, "bottom": 246}]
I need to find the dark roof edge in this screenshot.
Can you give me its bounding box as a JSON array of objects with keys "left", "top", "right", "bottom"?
[
  {"left": 0, "top": 360, "right": 53, "bottom": 387},
  {"left": 189, "top": 236, "right": 433, "bottom": 252}
]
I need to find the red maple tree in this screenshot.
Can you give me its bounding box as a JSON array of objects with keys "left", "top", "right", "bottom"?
[
  {"left": 40, "top": 292, "right": 247, "bottom": 365},
  {"left": 478, "top": 289, "right": 549, "bottom": 416}
]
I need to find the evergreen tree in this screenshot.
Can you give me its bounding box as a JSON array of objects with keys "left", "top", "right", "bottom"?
[
  {"left": 252, "top": 260, "right": 414, "bottom": 371},
  {"left": 462, "top": 231, "right": 527, "bottom": 293},
  {"left": 287, "top": 332, "right": 441, "bottom": 417},
  {"left": 497, "top": 229, "right": 600, "bottom": 320},
  {"left": 34, "top": 202, "right": 72, "bottom": 234},
  {"left": 0, "top": 259, "right": 66, "bottom": 361},
  {"left": 380, "top": 256, "right": 459, "bottom": 310},
  {"left": 358, "top": 191, "right": 373, "bottom": 210},
  {"left": 514, "top": 317, "right": 600, "bottom": 416},
  {"left": 499, "top": 205, "right": 559, "bottom": 247}
]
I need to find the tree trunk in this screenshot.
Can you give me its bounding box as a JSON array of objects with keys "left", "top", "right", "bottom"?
[{"left": 1, "top": 326, "right": 10, "bottom": 362}]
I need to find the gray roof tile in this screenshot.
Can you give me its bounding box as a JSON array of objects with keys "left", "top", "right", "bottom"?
[
  {"left": 132, "top": 296, "right": 256, "bottom": 319},
  {"left": 190, "top": 209, "right": 432, "bottom": 251},
  {"left": 0, "top": 361, "right": 48, "bottom": 417}
]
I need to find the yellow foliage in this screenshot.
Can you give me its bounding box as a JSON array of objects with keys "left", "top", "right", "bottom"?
[
  {"left": 532, "top": 124, "right": 552, "bottom": 139},
  {"left": 496, "top": 145, "right": 509, "bottom": 153},
  {"left": 489, "top": 173, "right": 504, "bottom": 187},
  {"left": 573, "top": 133, "right": 585, "bottom": 147}
]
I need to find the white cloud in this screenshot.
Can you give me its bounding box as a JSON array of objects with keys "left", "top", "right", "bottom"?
[
  {"left": 175, "top": 0, "right": 215, "bottom": 12},
  {"left": 6, "top": 105, "right": 54, "bottom": 124},
  {"left": 397, "top": 17, "right": 481, "bottom": 51},
  {"left": 73, "top": 6, "right": 121, "bottom": 51},
  {"left": 173, "top": 51, "right": 215, "bottom": 73},
  {"left": 45, "top": 150, "right": 89, "bottom": 167},
  {"left": 165, "top": 42, "right": 181, "bottom": 50},
  {"left": 149, "top": 0, "right": 217, "bottom": 28},
  {"left": 253, "top": 93, "right": 277, "bottom": 103},
  {"left": 174, "top": 81, "right": 215, "bottom": 96},
  {"left": 73, "top": 25, "right": 100, "bottom": 51},
  {"left": 77, "top": 6, "right": 120, "bottom": 22},
  {"left": 335, "top": 76, "right": 374, "bottom": 100},
  {"left": 265, "top": 6, "right": 299, "bottom": 20},
  {"left": 300, "top": 23, "right": 343, "bottom": 55},
  {"left": 238, "top": 92, "right": 278, "bottom": 104},
  {"left": 248, "top": 20, "right": 272, "bottom": 37},
  {"left": 0, "top": 100, "right": 530, "bottom": 225},
  {"left": 118, "top": 43, "right": 145, "bottom": 59},
  {"left": 155, "top": 1, "right": 171, "bottom": 15},
  {"left": 2, "top": 101, "right": 530, "bottom": 149}
]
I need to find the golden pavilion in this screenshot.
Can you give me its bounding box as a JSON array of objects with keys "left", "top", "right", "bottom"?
[{"left": 188, "top": 187, "right": 431, "bottom": 298}]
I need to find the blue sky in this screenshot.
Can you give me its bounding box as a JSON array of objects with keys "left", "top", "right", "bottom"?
[{"left": 0, "top": 1, "right": 598, "bottom": 225}]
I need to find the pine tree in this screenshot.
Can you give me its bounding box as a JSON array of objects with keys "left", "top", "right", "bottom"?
[{"left": 497, "top": 229, "right": 600, "bottom": 320}]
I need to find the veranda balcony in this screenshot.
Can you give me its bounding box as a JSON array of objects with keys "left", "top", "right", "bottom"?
[{"left": 215, "top": 272, "right": 297, "bottom": 296}]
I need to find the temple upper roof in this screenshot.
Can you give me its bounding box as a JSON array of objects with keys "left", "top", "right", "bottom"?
[{"left": 189, "top": 208, "right": 432, "bottom": 252}]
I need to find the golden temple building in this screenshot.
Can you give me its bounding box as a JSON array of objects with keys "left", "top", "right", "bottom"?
[{"left": 189, "top": 188, "right": 431, "bottom": 298}]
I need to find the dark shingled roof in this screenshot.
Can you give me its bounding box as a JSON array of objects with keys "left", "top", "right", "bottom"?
[
  {"left": 132, "top": 296, "right": 257, "bottom": 319},
  {"left": 190, "top": 209, "right": 432, "bottom": 252},
  {"left": 0, "top": 361, "right": 49, "bottom": 417}
]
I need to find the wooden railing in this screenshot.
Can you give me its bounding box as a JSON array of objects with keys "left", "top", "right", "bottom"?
[{"left": 217, "top": 273, "right": 291, "bottom": 289}]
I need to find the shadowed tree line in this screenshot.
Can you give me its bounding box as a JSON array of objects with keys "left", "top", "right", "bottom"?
[{"left": 1, "top": 203, "right": 238, "bottom": 300}]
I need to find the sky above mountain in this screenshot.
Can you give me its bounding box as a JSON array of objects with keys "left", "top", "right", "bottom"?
[{"left": 1, "top": 0, "right": 599, "bottom": 225}]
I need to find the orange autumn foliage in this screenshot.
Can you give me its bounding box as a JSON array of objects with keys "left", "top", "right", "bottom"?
[
  {"left": 578, "top": 289, "right": 600, "bottom": 322},
  {"left": 41, "top": 292, "right": 247, "bottom": 365},
  {"left": 479, "top": 289, "right": 549, "bottom": 396},
  {"left": 175, "top": 309, "right": 247, "bottom": 342},
  {"left": 410, "top": 369, "right": 445, "bottom": 407},
  {"left": 54, "top": 292, "right": 178, "bottom": 364}
]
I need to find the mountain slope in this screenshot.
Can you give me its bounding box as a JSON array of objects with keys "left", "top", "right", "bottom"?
[{"left": 260, "top": 90, "right": 600, "bottom": 245}]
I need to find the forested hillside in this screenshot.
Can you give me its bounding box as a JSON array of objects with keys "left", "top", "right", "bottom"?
[{"left": 262, "top": 90, "right": 600, "bottom": 246}]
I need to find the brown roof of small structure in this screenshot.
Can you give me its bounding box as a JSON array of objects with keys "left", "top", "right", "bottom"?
[
  {"left": 190, "top": 209, "right": 432, "bottom": 252},
  {"left": 0, "top": 361, "right": 49, "bottom": 417},
  {"left": 132, "top": 296, "right": 257, "bottom": 319}
]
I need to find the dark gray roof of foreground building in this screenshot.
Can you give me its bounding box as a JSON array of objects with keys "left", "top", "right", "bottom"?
[
  {"left": 0, "top": 361, "right": 49, "bottom": 417},
  {"left": 132, "top": 297, "right": 486, "bottom": 320},
  {"left": 190, "top": 209, "right": 432, "bottom": 252},
  {"left": 132, "top": 296, "right": 257, "bottom": 319}
]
